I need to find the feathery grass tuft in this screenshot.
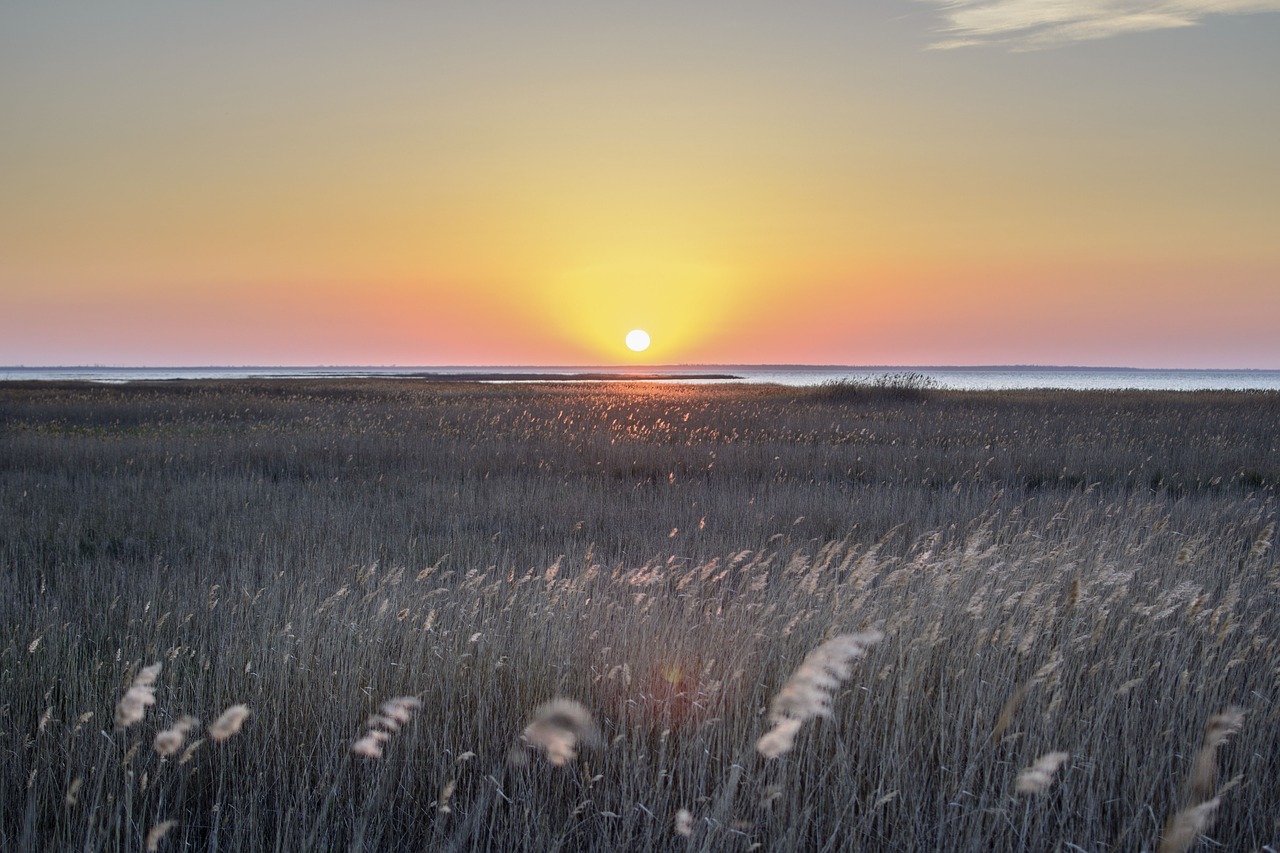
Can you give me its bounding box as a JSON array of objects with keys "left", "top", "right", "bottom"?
[
  {"left": 351, "top": 696, "right": 422, "bottom": 758},
  {"left": 144, "top": 819, "right": 178, "bottom": 852},
  {"left": 153, "top": 715, "right": 200, "bottom": 757},
  {"left": 1158, "top": 798, "right": 1220, "bottom": 853},
  {"left": 757, "top": 630, "right": 883, "bottom": 759},
  {"left": 114, "top": 663, "right": 162, "bottom": 729},
  {"left": 1187, "top": 708, "right": 1245, "bottom": 803},
  {"left": 674, "top": 808, "right": 695, "bottom": 837},
  {"left": 1014, "top": 751, "right": 1070, "bottom": 796},
  {"left": 511, "top": 699, "right": 600, "bottom": 767},
  {"left": 207, "top": 705, "right": 251, "bottom": 742}
]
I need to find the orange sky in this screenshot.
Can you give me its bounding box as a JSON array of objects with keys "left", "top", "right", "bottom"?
[{"left": 2, "top": 3, "right": 1278, "bottom": 367}]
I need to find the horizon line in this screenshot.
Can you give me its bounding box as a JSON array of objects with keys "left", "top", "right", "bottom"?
[{"left": 3, "top": 363, "right": 1277, "bottom": 373}]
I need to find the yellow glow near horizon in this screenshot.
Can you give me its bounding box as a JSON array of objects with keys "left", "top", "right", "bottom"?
[{"left": 539, "top": 257, "right": 746, "bottom": 363}]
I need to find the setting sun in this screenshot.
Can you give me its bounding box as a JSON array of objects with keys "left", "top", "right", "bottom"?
[{"left": 625, "top": 329, "right": 651, "bottom": 352}]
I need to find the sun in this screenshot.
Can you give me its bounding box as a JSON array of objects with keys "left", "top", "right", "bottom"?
[{"left": 625, "top": 329, "right": 651, "bottom": 352}]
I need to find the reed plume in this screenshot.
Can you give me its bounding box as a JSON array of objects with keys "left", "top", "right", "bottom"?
[
  {"left": 756, "top": 718, "right": 805, "bottom": 761},
  {"left": 115, "top": 663, "right": 162, "bottom": 729},
  {"left": 144, "top": 819, "right": 178, "bottom": 852},
  {"left": 1188, "top": 708, "right": 1245, "bottom": 804},
  {"left": 1157, "top": 707, "right": 1245, "bottom": 851},
  {"left": 1251, "top": 521, "right": 1274, "bottom": 559},
  {"left": 207, "top": 704, "right": 251, "bottom": 742},
  {"left": 153, "top": 716, "right": 199, "bottom": 757},
  {"left": 1158, "top": 798, "right": 1220, "bottom": 853},
  {"left": 990, "top": 656, "right": 1061, "bottom": 744},
  {"left": 379, "top": 695, "right": 423, "bottom": 725},
  {"left": 1014, "top": 751, "right": 1070, "bottom": 795},
  {"left": 990, "top": 680, "right": 1032, "bottom": 744},
  {"left": 757, "top": 630, "right": 883, "bottom": 759},
  {"left": 178, "top": 738, "right": 204, "bottom": 765},
  {"left": 511, "top": 699, "right": 600, "bottom": 767},
  {"left": 350, "top": 730, "right": 389, "bottom": 759},
  {"left": 64, "top": 777, "right": 83, "bottom": 808},
  {"left": 437, "top": 779, "right": 457, "bottom": 814},
  {"left": 351, "top": 696, "right": 422, "bottom": 758}
]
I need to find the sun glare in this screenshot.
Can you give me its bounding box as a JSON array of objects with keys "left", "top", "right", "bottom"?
[
  {"left": 541, "top": 258, "right": 742, "bottom": 362},
  {"left": 626, "top": 329, "right": 651, "bottom": 352}
]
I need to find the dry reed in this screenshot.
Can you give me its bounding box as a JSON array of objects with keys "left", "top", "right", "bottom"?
[
  {"left": 114, "top": 663, "right": 162, "bottom": 729},
  {"left": 153, "top": 715, "right": 200, "bottom": 757},
  {"left": 437, "top": 779, "right": 457, "bottom": 814},
  {"left": 1187, "top": 708, "right": 1245, "bottom": 804},
  {"left": 1158, "top": 798, "right": 1220, "bottom": 853},
  {"left": 207, "top": 705, "right": 251, "bottom": 742},
  {"left": 1014, "top": 751, "right": 1070, "bottom": 796},
  {"left": 511, "top": 699, "right": 600, "bottom": 767},
  {"left": 757, "top": 631, "right": 883, "bottom": 759},
  {"left": 3, "top": 381, "right": 1276, "bottom": 851},
  {"left": 1157, "top": 706, "right": 1246, "bottom": 851},
  {"left": 144, "top": 819, "right": 178, "bottom": 852},
  {"left": 351, "top": 696, "right": 422, "bottom": 758}
]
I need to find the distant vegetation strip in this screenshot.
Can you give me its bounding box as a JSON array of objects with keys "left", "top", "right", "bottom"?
[{"left": 397, "top": 371, "right": 744, "bottom": 382}]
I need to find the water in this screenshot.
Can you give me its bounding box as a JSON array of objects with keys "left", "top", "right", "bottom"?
[{"left": 1, "top": 365, "right": 1278, "bottom": 391}]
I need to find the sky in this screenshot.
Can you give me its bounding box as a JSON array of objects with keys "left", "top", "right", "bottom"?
[{"left": 2, "top": 1, "right": 1278, "bottom": 368}]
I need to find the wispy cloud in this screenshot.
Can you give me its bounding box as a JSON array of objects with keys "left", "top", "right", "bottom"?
[{"left": 921, "top": 1, "right": 1280, "bottom": 49}]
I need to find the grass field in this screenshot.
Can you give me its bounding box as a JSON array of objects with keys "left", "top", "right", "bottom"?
[{"left": 1, "top": 380, "right": 1276, "bottom": 851}]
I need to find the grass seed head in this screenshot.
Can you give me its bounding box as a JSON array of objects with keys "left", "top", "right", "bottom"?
[
  {"left": 1159, "top": 798, "right": 1220, "bottom": 853},
  {"left": 380, "top": 696, "right": 423, "bottom": 725},
  {"left": 514, "top": 699, "right": 600, "bottom": 767},
  {"left": 756, "top": 717, "right": 804, "bottom": 760},
  {"left": 757, "top": 630, "right": 883, "bottom": 758},
  {"left": 1015, "top": 751, "right": 1070, "bottom": 795},
  {"left": 1188, "top": 708, "right": 1246, "bottom": 803},
  {"left": 144, "top": 819, "right": 178, "bottom": 852},
  {"left": 351, "top": 733, "right": 385, "bottom": 759},
  {"left": 767, "top": 631, "right": 883, "bottom": 725},
  {"left": 438, "top": 779, "right": 457, "bottom": 814},
  {"left": 1202, "top": 707, "right": 1246, "bottom": 749},
  {"left": 153, "top": 715, "right": 200, "bottom": 757},
  {"left": 208, "top": 704, "right": 251, "bottom": 742},
  {"left": 115, "top": 663, "right": 162, "bottom": 729},
  {"left": 64, "top": 777, "right": 83, "bottom": 808},
  {"left": 352, "top": 696, "right": 421, "bottom": 758}
]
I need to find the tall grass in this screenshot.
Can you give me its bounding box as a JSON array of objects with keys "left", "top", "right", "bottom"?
[{"left": 1, "top": 380, "right": 1276, "bottom": 850}]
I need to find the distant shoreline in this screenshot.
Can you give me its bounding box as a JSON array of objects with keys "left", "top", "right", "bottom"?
[
  {"left": 397, "top": 371, "right": 744, "bottom": 382},
  {"left": 2, "top": 365, "right": 1278, "bottom": 391}
]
